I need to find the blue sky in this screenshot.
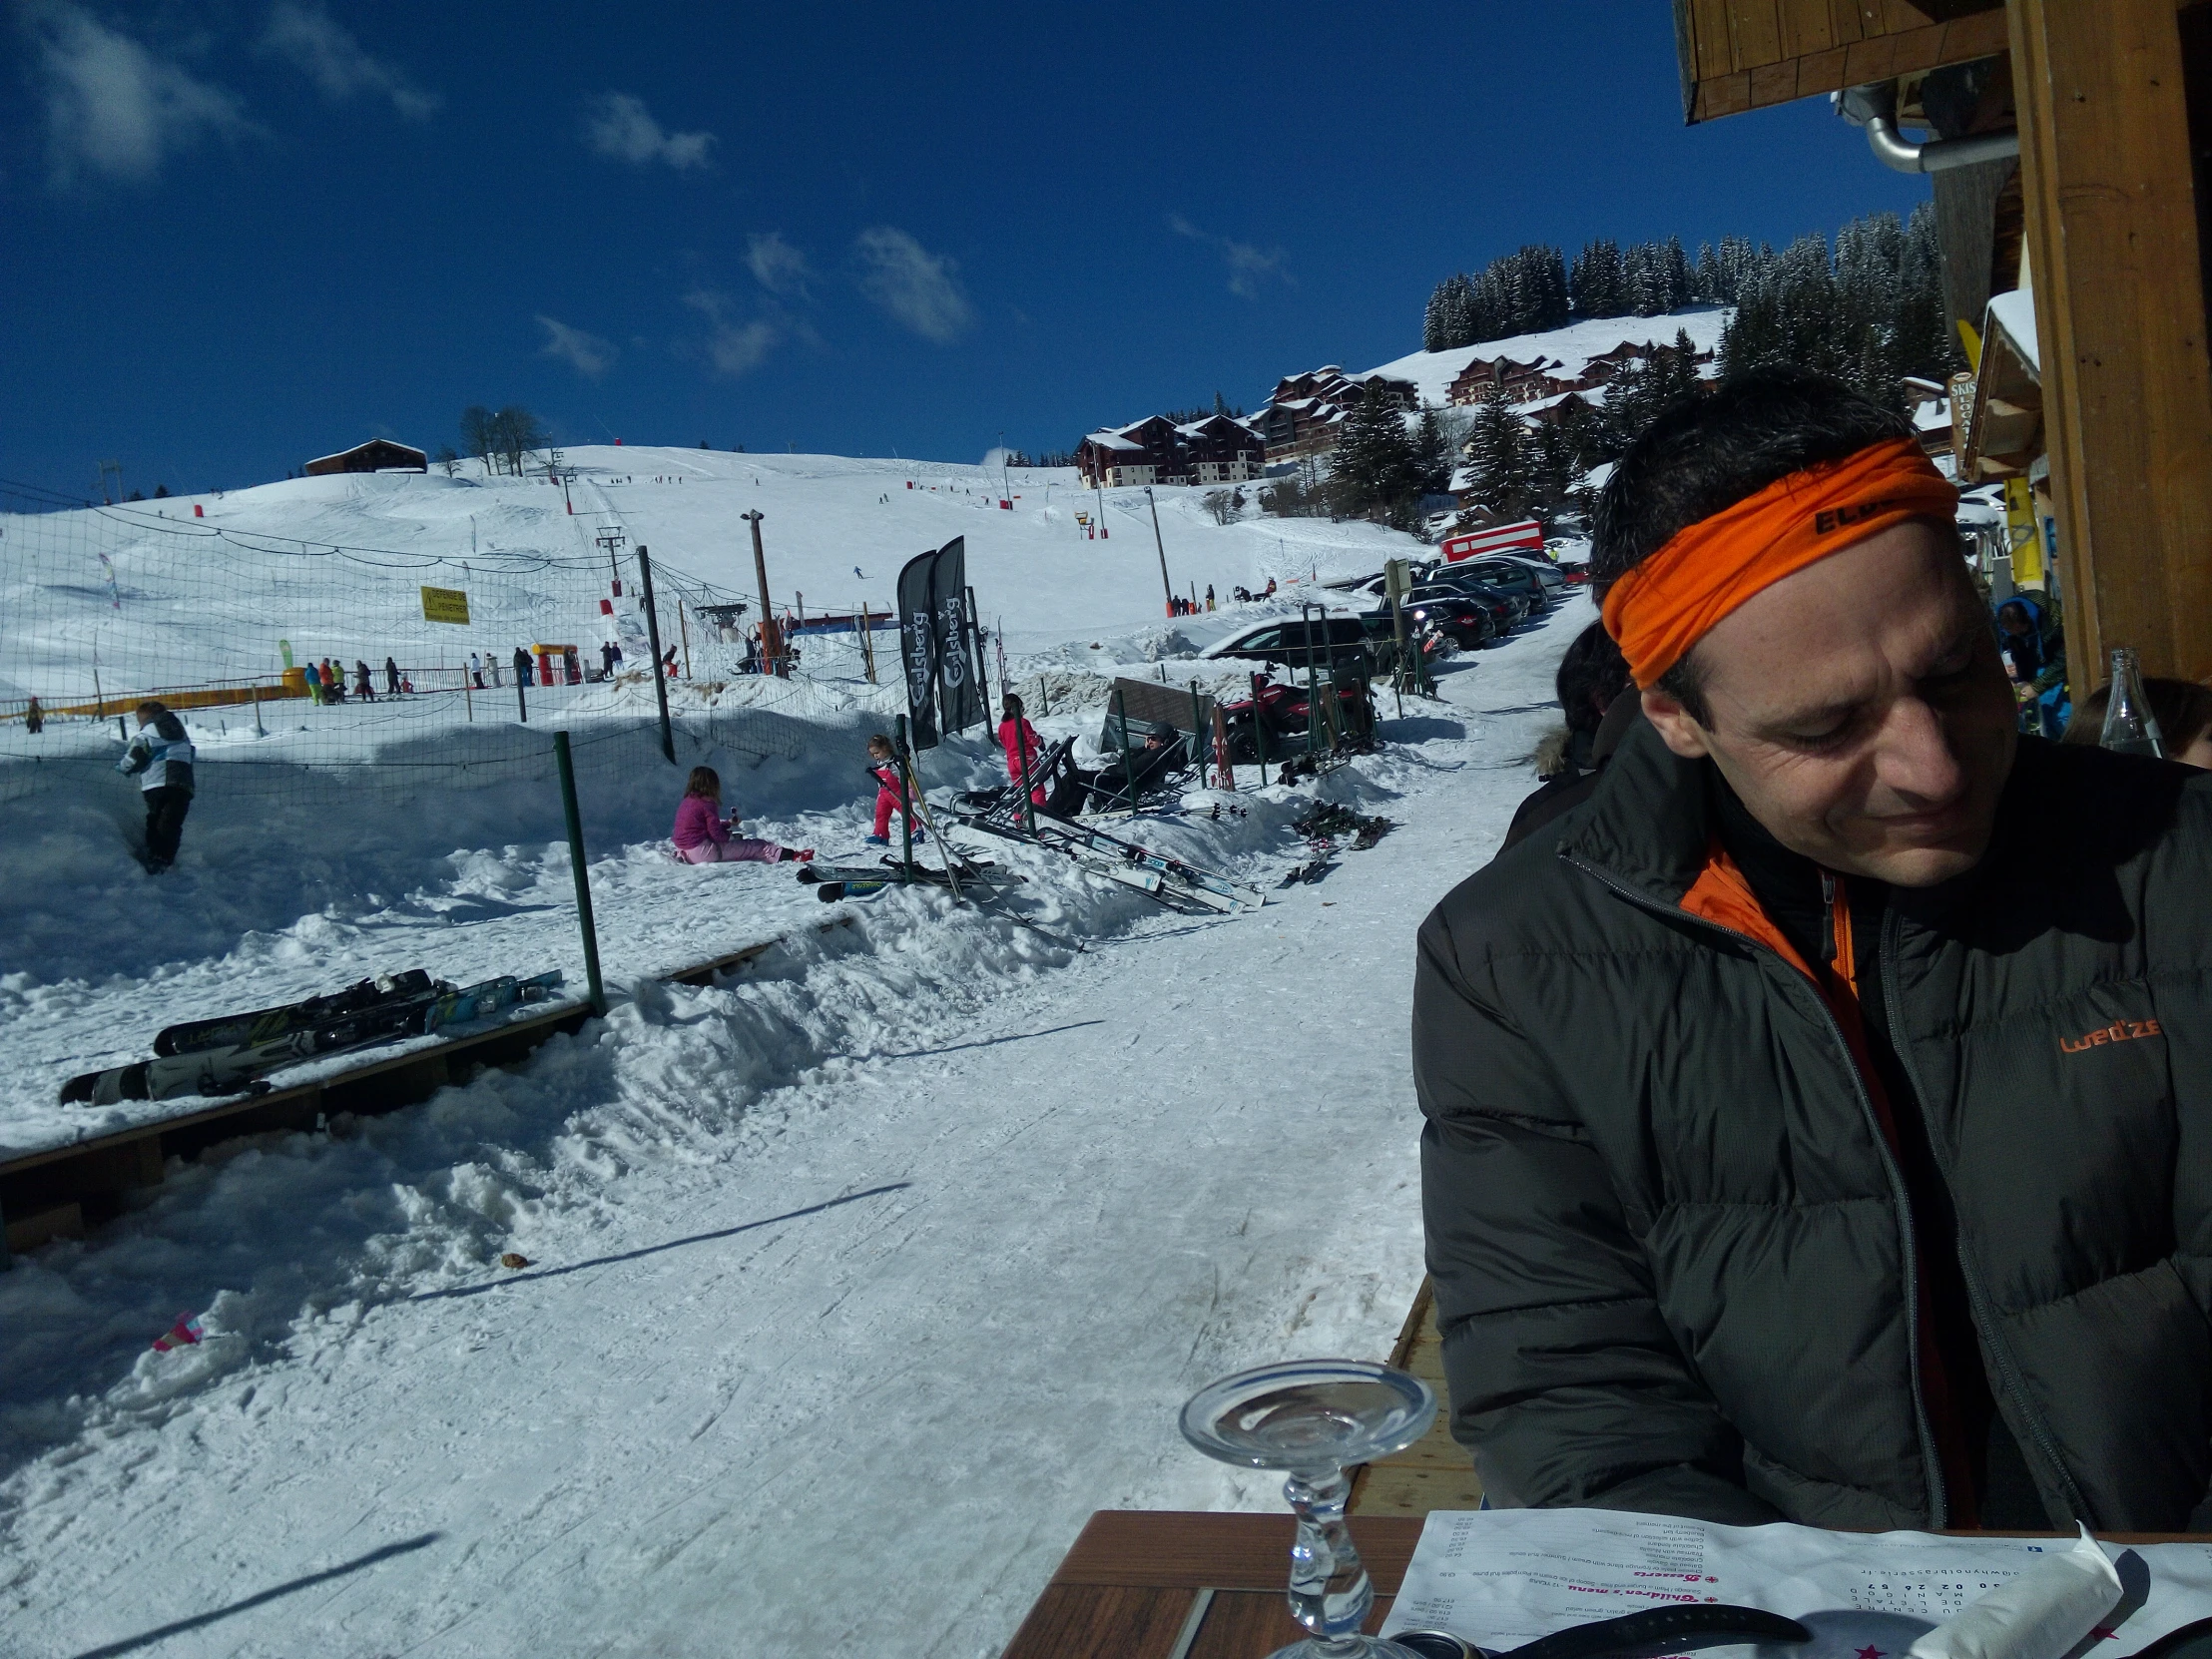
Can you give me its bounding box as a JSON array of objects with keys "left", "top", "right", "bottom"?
[{"left": 0, "top": 2, "right": 1933, "bottom": 495}]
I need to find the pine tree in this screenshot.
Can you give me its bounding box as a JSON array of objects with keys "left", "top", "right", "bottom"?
[
  {"left": 1328, "top": 384, "right": 1422, "bottom": 526},
  {"left": 1526, "top": 419, "right": 1576, "bottom": 525},
  {"left": 1463, "top": 389, "right": 1528, "bottom": 519},
  {"left": 1413, "top": 404, "right": 1452, "bottom": 496}
]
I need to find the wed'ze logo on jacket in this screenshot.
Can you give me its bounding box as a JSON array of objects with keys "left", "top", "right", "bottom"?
[{"left": 2060, "top": 1018, "right": 2163, "bottom": 1054}]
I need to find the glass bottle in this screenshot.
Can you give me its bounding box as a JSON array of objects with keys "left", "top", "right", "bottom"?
[{"left": 2100, "top": 646, "right": 2166, "bottom": 758}]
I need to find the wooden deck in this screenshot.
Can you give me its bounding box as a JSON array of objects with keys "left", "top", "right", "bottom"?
[
  {"left": 0, "top": 916, "right": 852, "bottom": 1265},
  {"left": 1349, "top": 1277, "right": 1484, "bottom": 1516}
]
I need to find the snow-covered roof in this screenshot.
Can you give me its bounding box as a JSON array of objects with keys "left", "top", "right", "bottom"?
[
  {"left": 1984, "top": 289, "right": 2039, "bottom": 376},
  {"left": 1083, "top": 430, "right": 1144, "bottom": 451},
  {"left": 1913, "top": 397, "right": 1950, "bottom": 433},
  {"left": 1362, "top": 306, "right": 1731, "bottom": 409}
]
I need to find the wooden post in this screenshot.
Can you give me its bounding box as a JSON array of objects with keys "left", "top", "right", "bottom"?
[{"left": 2009, "top": 0, "right": 2212, "bottom": 691}]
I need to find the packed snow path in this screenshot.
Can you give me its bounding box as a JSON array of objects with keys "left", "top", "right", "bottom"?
[{"left": 0, "top": 600, "right": 1589, "bottom": 1658}]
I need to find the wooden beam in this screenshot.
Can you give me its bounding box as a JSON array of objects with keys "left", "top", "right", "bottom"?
[
  {"left": 2009, "top": 0, "right": 2212, "bottom": 691},
  {"left": 1675, "top": 0, "right": 2007, "bottom": 122}
]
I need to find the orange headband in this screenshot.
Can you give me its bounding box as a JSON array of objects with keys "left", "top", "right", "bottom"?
[{"left": 1601, "top": 435, "right": 1958, "bottom": 689}]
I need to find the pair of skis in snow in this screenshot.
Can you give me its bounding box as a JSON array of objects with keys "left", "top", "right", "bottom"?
[
  {"left": 954, "top": 807, "right": 1266, "bottom": 916},
  {"left": 60, "top": 969, "right": 566, "bottom": 1107}
]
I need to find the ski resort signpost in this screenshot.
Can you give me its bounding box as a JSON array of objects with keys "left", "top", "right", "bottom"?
[{"left": 896, "top": 536, "right": 986, "bottom": 751}]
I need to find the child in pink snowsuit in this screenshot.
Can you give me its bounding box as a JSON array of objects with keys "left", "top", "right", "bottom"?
[
  {"left": 673, "top": 767, "right": 813, "bottom": 864},
  {"left": 864, "top": 733, "right": 921, "bottom": 845},
  {"left": 997, "top": 693, "right": 1047, "bottom": 807}
]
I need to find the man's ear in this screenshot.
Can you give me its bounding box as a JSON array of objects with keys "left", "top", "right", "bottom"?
[{"left": 1641, "top": 686, "right": 1712, "bottom": 760}]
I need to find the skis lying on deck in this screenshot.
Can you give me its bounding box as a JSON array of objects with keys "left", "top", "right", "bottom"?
[
  {"left": 154, "top": 970, "right": 439, "bottom": 1056},
  {"left": 61, "top": 971, "right": 565, "bottom": 1107}
]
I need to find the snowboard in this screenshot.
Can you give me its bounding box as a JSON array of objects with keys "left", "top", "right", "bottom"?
[
  {"left": 154, "top": 970, "right": 437, "bottom": 1056},
  {"left": 62, "top": 970, "right": 564, "bottom": 1107}
]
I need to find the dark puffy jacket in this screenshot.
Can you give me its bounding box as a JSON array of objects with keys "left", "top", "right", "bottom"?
[{"left": 1414, "top": 718, "right": 2212, "bottom": 1530}]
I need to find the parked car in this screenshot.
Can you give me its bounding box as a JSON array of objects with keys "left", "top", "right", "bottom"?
[
  {"left": 1200, "top": 615, "right": 1377, "bottom": 671},
  {"left": 1426, "top": 558, "right": 1551, "bottom": 608},
  {"left": 1371, "top": 591, "right": 1497, "bottom": 649}
]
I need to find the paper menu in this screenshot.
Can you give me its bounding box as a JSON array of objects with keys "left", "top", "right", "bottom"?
[{"left": 1378, "top": 1510, "right": 2212, "bottom": 1655}]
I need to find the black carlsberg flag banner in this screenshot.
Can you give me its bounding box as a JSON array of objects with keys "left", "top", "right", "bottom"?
[
  {"left": 931, "top": 538, "right": 984, "bottom": 736},
  {"left": 896, "top": 545, "right": 940, "bottom": 750},
  {"left": 896, "top": 537, "right": 983, "bottom": 749}
]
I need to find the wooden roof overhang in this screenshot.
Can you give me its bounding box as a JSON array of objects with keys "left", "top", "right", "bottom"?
[{"left": 1672, "top": 1, "right": 2009, "bottom": 124}]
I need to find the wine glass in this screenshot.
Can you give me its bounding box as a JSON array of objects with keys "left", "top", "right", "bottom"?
[{"left": 1181, "top": 1359, "right": 1438, "bottom": 1659}]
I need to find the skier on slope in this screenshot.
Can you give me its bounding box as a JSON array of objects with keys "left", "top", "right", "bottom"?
[
  {"left": 384, "top": 656, "right": 401, "bottom": 697},
  {"left": 997, "top": 693, "right": 1047, "bottom": 809},
  {"left": 512, "top": 645, "right": 533, "bottom": 688},
  {"left": 862, "top": 733, "right": 923, "bottom": 846},
  {"left": 117, "top": 699, "right": 195, "bottom": 872},
  {"left": 671, "top": 767, "right": 813, "bottom": 865}
]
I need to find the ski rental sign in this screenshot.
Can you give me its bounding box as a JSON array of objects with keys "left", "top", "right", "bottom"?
[{"left": 895, "top": 536, "right": 984, "bottom": 750}]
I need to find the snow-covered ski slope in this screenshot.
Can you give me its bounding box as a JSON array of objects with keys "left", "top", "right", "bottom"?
[{"left": 0, "top": 436, "right": 1593, "bottom": 1654}]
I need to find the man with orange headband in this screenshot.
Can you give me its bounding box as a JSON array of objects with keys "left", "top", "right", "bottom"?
[{"left": 1415, "top": 366, "right": 2212, "bottom": 1532}]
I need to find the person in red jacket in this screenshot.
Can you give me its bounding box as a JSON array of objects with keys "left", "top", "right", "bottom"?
[
  {"left": 863, "top": 733, "right": 923, "bottom": 846},
  {"left": 997, "top": 693, "right": 1047, "bottom": 808},
  {"left": 671, "top": 767, "right": 812, "bottom": 864}
]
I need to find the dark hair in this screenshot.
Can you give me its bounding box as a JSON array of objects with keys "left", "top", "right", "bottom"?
[
  {"left": 684, "top": 766, "right": 721, "bottom": 798},
  {"left": 1002, "top": 693, "right": 1023, "bottom": 721},
  {"left": 1554, "top": 624, "right": 1630, "bottom": 737},
  {"left": 1591, "top": 366, "right": 1916, "bottom": 724},
  {"left": 137, "top": 700, "right": 166, "bottom": 718},
  {"left": 2061, "top": 677, "right": 2212, "bottom": 754},
  {"left": 866, "top": 732, "right": 893, "bottom": 753}
]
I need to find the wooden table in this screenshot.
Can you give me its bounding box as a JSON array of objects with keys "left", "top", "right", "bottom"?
[{"left": 999, "top": 1510, "right": 1422, "bottom": 1659}]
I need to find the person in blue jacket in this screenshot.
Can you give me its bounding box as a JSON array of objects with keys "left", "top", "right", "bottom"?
[{"left": 117, "top": 700, "right": 196, "bottom": 872}]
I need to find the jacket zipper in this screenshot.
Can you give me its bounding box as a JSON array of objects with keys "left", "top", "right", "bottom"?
[
  {"left": 1562, "top": 852, "right": 1948, "bottom": 1526},
  {"left": 1873, "top": 904, "right": 2092, "bottom": 1523}
]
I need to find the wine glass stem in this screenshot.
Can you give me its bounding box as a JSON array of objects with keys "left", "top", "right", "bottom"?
[{"left": 1283, "top": 1465, "right": 1373, "bottom": 1648}]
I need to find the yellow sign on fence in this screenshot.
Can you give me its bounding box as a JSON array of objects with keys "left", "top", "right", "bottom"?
[{"left": 420, "top": 586, "right": 471, "bottom": 625}]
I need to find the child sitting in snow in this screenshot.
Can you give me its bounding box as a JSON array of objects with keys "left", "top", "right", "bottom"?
[
  {"left": 863, "top": 734, "right": 923, "bottom": 847},
  {"left": 672, "top": 767, "right": 813, "bottom": 865}
]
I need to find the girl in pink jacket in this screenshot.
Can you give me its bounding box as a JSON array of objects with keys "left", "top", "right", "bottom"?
[
  {"left": 672, "top": 767, "right": 813, "bottom": 864},
  {"left": 997, "top": 693, "right": 1047, "bottom": 808}
]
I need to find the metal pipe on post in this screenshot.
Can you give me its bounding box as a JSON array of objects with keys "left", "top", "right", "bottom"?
[
  {"left": 894, "top": 714, "right": 915, "bottom": 878},
  {"left": 1112, "top": 684, "right": 1136, "bottom": 812},
  {"left": 553, "top": 732, "right": 607, "bottom": 1017},
  {"left": 966, "top": 586, "right": 989, "bottom": 715},
  {"left": 1304, "top": 604, "right": 1323, "bottom": 760},
  {"left": 1251, "top": 671, "right": 1271, "bottom": 782},
  {"left": 1143, "top": 486, "right": 1173, "bottom": 617},
  {"left": 637, "top": 546, "right": 674, "bottom": 765}
]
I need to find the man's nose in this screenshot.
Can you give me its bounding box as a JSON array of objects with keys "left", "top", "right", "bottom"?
[{"left": 1875, "top": 696, "right": 1967, "bottom": 808}]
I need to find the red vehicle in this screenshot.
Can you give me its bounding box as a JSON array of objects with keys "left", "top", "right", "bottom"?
[{"left": 1215, "top": 675, "right": 1377, "bottom": 763}]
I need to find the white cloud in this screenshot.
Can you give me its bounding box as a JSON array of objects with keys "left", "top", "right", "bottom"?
[
  {"left": 853, "top": 226, "right": 972, "bottom": 343},
  {"left": 746, "top": 231, "right": 811, "bottom": 297},
  {"left": 24, "top": 2, "right": 251, "bottom": 187},
  {"left": 1170, "top": 213, "right": 1290, "bottom": 298},
  {"left": 583, "top": 92, "right": 714, "bottom": 170},
  {"left": 537, "top": 314, "right": 617, "bottom": 379},
  {"left": 684, "top": 290, "right": 777, "bottom": 376},
  {"left": 261, "top": 3, "right": 440, "bottom": 122}
]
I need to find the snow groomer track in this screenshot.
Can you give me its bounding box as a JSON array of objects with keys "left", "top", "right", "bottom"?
[{"left": 0, "top": 922, "right": 849, "bottom": 1264}]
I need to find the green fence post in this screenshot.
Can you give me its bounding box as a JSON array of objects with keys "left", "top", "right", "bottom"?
[{"left": 554, "top": 732, "right": 607, "bottom": 1016}]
